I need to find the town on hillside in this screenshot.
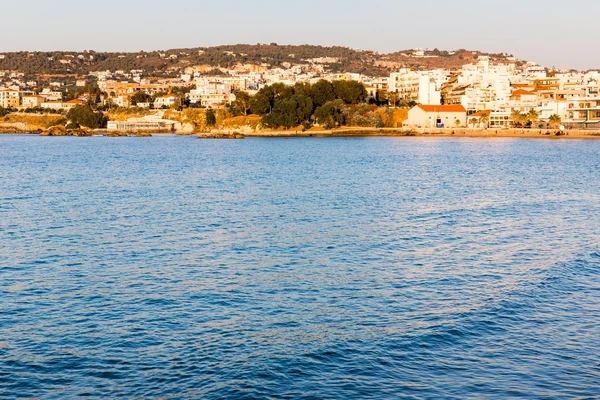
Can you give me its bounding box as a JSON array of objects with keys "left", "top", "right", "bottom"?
[{"left": 0, "top": 46, "right": 599, "bottom": 132}]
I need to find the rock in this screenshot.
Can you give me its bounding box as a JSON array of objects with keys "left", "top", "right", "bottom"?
[
  {"left": 68, "top": 129, "right": 92, "bottom": 137},
  {"left": 41, "top": 126, "right": 67, "bottom": 136},
  {"left": 198, "top": 131, "right": 245, "bottom": 139},
  {"left": 179, "top": 123, "right": 195, "bottom": 134}
]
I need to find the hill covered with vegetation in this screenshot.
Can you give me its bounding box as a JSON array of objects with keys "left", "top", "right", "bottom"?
[{"left": 0, "top": 44, "right": 522, "bottom": 77}]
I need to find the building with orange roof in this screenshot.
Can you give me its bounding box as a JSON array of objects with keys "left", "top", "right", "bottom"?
[{"left": 404, "top": 104, "right": 467, "bottom": 128}]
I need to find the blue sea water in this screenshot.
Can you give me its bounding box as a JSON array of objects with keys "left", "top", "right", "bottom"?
[{"left": 0, "top": 134, "right": 599, "bottom": 399}]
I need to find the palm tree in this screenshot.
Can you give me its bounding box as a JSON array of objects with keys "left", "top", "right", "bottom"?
[
  {"left": 470, "top": 118, "right": 478, "bottom": 128},
  {"left": 480, "top": 112, "right": 489, "bottom": 129},
  {"left": 388, "top": 92, "right": 399, "bottom": 108},
  {"left": 510, "top": 110, "right": 523, "bottom": 127},
  {"left": 455, "top": 119, "right": 461, "bottom": 128},
  {"left": 548, "top": 114, "right": 562, "bottom": 128},
  {"left": 527, "top": 109, "right": 539, "bottom": 128}
]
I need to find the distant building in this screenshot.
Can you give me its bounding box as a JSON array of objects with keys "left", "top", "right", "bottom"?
[
  {"left": 112, "top": 94, "right": 132, "bottom": 108},
  {"left": 0, "top": 89, "right": 20, "bottom": 108},
  {"left": 40, "top": 99, "right": 85, "bottom": 110},
  {"left": 154, "top": 93, "right": 179, "bottom": 109},
  {"left": 21, "top": 95, "right": 45, "bottom": 109},
  {"left": 107, "top": 115, "right": 181, "bottom": 132},
  {"left": 389, "top": 69, "right": 442, "bottom": 105},
  {"left": 189, "top": 81, "right": 235, "bottom": 107}
]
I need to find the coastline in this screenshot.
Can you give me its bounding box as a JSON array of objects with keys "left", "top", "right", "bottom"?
[
  {"left": 245, "top": 127, "right": 600, "bottom": 139},
  {"left": 2, "top": 126, "right": 600, "bottom": 139}
]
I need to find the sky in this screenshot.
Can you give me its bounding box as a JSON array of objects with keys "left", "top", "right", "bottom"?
[{"left": 1, "top": 0, "right": 598, "bottom": 70}]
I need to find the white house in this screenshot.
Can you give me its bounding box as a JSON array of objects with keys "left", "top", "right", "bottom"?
[
  {"left": 404, "top": 105, "right": 467, "bottom": 128},
  {"left": 189, "top": 81, "right": 235, "bottom": 107},
  {"left": 21, "top": 95, "right": 45, "bottom": 109},
  {"left": 0, "top": 89, "right": 20, "bottom": 108},
  {"left": 154, "top": 94, "right": 179, "bottom": 109}
]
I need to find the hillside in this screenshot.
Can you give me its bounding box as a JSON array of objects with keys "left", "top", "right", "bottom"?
[{"left": 0, "top": 44, "right": 523, "bottom": 77}]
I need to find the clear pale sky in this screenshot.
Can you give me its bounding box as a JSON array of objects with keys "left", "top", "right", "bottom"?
[{"left": 1, "top": 0, "right": 598, "bottom": 70}]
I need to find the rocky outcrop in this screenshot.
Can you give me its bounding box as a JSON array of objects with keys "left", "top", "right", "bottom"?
[
  {"left": 198, "top": 131, "right": 245, "bottom": 139},
  {"left": 40, "top": 126, "right": 92, "bottom": 136}
]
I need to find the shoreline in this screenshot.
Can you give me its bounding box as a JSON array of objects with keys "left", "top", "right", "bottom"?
[{"left": 2, "top": 127, "right": 600, "bottom": 139}]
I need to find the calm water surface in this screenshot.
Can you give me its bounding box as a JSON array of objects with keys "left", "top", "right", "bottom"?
[{"left": 1, "top": 135, "right": 599, "bottom": 399}]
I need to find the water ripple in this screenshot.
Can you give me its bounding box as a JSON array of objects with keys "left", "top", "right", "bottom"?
[{"left": 0, "top": 136, "right": 599, "bottom": 398}]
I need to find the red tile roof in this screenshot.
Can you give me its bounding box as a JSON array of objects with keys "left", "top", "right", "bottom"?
[
  {"left": 512, "top": 89, "right": 536, "bottom": 96},
  {"left": 417, "top": 105, "right": 466, "bottom": 113}
]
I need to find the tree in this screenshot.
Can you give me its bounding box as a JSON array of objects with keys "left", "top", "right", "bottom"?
[
  {"left": 292, "top": 94, "right": 313, "bottom": 125},
  {"left": 310, "top": 80, "right": 335, "bottom": 107},
  {"left": 205, "top": 108, "right": 217, "bottom": 126},
  {"left": 527, "top": 109, "right": 539, "bottom": 128},
  {"left": 66, "top": 105, "right": 107, "bottom": 129},
  {"left": 249, "top": 93, "right": 271, "bottom": 115},
  {"left": 262, "top": 95, "right": 313, "bottom": 129},
  {"left": 511, "top": 110, "right": 525, "bottom": 127},
  {"left": 548, "top": 114, "right": 562, "bottom": 128},
  {"left": 480, "top": 112, "right": 489, "bottom": 128},
  {"left": 470, "top": 118, "right": 478, "bottom": 128},
  {"left": 333, "top": 80, "right": 367, "bottom": 104},
  {"left": 292, "top": 82, "right": 312, "bottom": 98},
  {"left": 314, "top": 100, "right": 345, "bottom": 129},
  {"left": 388, "top": 92, "right": 399, "bottom": 108},
  {"left": 454, "top": 119, "right": 461, "bottom": 128},
  {"left": 231, "top": 91, "right": 251, "bottom": 116},
  {"left": 131, "top": 92, "right": 152, "bottom": 106}
]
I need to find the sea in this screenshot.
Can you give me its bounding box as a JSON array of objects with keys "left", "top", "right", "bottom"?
[{"left": 1, "top": 134, "right": 599, "bottom": 399}]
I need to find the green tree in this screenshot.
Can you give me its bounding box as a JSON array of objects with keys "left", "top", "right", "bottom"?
[
  {"left": 548, "top": 114, "right": 562, "bottom": 128},
  {"left": 262, "top": 95, "right": 311, "bottom": 129},
  {"left": 480, "top": 112, "right": 489, "bottom": 128},
  {"left": 387, "top": 91, "right": 399, "bottom": 108},
  {"left": 293, "top": 82, "right": 313, "bottom": 98},
  {"left": 314, "top": 100, "right": 345, "bottom": 129},
  {"left": 527, "top": 109, "right": 539, "bottom": 128},
  {"left": 311, "top": 80, "right": 335, "bottom": 107},
  {"left": 131, "top": 92, "right": 152, "bottom": 105},
  {"left": 333, "top": 80, "right": 367, "bottom": 104},
  {"left": 249, "top": 93, "right": 271, "bottom": 115},
  {"left": 511, "top": 110, "right": 524, "bottom": 127},
  {"left": 205, "top": 108, "right": 217, "bottom": 126},
  {"left": 231, "top": 91, "right": 251, "bottom": 116},
  {"left": 293, "top": 95, "right": 313, "bottom": 125},
  {"left": 66, "top": 105, "right": 107, "bottom": 129}
]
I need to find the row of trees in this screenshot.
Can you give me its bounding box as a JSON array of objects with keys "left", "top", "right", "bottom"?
[
  {"left": 228, "top": 80, "right": 370, "bottom": 129},
  {"left": 465, "top": 110, "right": 562, "bottom": 129},
  {"left": 510, "top": 110, "right": 561, "bottom": 128}
]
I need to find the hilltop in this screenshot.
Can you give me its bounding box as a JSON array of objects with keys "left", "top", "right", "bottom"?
[{"left": 0, "top": 44, "right": 523, "bottom": 77}]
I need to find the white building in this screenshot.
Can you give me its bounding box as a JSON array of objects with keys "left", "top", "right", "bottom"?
[
  {"left": 21, "top": 95, "right": 45, "bottom": 109},
  {"left": 0, "top": 89, "right": 20, "bottom": 108},
  {"left": 388, "top": 69, "right": 443, "bottom": 105},
  {"left": 189, "top": 81, "right": 235, "bottom": 107},
  {"left": 107, "top": 115, "right": 181, "bottom": 132},
  {"left": 404, "top": 104, "right": 467, "bottom": 128},
  {"left": 154, "top": 94, "right": 179, "bottom": 109}
]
